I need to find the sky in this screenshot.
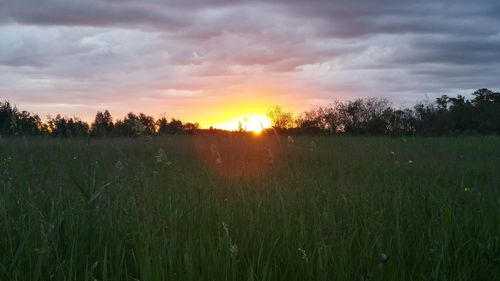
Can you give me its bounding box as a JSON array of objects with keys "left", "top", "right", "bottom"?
[{"left": 1, "top": 0, "right": 500, "bottom": 128}]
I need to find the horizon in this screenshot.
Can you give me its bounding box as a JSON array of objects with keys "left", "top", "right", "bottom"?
[{"left": 1, "top": 1, "right": 500, "bottom": 129}]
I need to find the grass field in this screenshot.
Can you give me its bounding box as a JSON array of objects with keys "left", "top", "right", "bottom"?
[{"left": 0, "top": 135, "right": 499, "bottom": 280}]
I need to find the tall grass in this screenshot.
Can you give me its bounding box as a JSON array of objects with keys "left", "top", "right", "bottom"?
[{"left": 0, "top": 136, "right": 499, "bottom": 280}]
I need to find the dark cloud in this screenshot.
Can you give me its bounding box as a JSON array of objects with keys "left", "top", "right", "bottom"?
[{"left": 1, "top": 0, "right": 500, "bottom": 121}]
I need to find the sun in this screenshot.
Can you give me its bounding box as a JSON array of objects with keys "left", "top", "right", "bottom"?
[{"left": 212, "top": 113, "right": 272, "bottom": 133}]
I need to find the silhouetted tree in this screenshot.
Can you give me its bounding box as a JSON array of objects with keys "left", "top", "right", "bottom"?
[
  {"left": 156, "top": 117, "right": 186, "bottom": 134},
  {"left": 335, "top": 98, "right": 391, "bottom": 135},
  {"left": 183, "top": 122, "right": 200, "bottom": 134},
  {"left": 114, "top": 113, "right": 146, "bottom": 136},
  {"left": 1, "top": 88, "right": 500, "bottom": 138},
  {"left": 296, "top": 107, "right": 327, "bottom": 135},
  {"left": 47, "top": 115, "right": 89, "bottom": 137},
  {"left": 156, "top": 117, "right": 169, "bottom": 134},
  {"left": 167, "top": 118, "right": 184, "bottom": 134},
  {"left": 91, "top": 110, "right": 114, "bottom": 137},
  {"left": 471, "top": 88, "right": 500, "bottom": 133},
  {"left": 0, "top": 101, "right": 43, "bottom": 136},
  {"left": 267, "top": 106, "right": 294, "bottom": 133}
]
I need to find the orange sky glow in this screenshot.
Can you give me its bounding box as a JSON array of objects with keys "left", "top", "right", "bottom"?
[{"left": 2, "top": 0, "right": 498, "bottom": 128}]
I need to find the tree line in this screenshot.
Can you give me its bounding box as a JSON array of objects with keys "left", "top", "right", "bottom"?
[
  {"left": 0, "top": 105, "right": 200, "bottom": 138},
  {"left": 1, "top": 88, "right": 499, "bottom": 137},
  {"left": 265, "top": 88, "right": 500, "bottom": 136}
]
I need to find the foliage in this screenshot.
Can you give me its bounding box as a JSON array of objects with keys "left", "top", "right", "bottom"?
[
  {"left": 267, "top": 105, "right": 295, "bottom": 131},
  {"left": 269, "top": 88, "right": 500, "bottom": 136},
  {"left": 1, "top": 88, "right": 499, "bottom": 138},
  {"left": 90, "top": 110, "right": 114, "bottom": 137},
  {"left": 0, "top": 101, "right": 43, "bottom": 136},
  {"left": 47, "top": 115, "right": 89, "bottom": 138}
]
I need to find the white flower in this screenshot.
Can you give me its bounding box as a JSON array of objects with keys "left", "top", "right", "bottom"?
[
  {"left": 222, "top": 221, "right": 229, "bottom": 237},
  {"left": 229, "top": 244, "right": 239, "bottom": 259},
  {"left": 156, "top": 149, "right": 172, "bottom": 165},
  {"left": 115, "top": 160, "right": 124, "bottom": 171},
  {"left": 298, "top": 248, "right": 308, "bottom": 262}
]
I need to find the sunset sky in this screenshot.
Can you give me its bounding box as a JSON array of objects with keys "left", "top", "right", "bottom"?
[{"left": 1, "top": 0, "right": 500, "bottom": 128}]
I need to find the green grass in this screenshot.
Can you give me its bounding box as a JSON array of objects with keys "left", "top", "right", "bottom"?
[{"left": 0, "top": 135, "right": 499, "bottom": 280}]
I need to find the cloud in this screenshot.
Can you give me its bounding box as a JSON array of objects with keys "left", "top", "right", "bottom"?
[{"left": 1, "top": 0, "right": 500, "bottom": 123}]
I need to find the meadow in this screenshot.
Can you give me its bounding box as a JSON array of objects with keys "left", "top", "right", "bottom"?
[{"left": 0, "top": 135, "right": 499, "bottom": 281}]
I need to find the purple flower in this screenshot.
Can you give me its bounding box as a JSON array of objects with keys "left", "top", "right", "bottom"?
[{"left": 378, "top": 253, "right": 389, "bottom": 263}]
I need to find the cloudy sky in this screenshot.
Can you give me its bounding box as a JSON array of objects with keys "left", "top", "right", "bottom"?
[{"left": 1, "top": 0, "right": 499, "bottom": 127}]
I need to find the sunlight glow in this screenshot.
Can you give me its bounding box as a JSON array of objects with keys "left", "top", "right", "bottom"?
[{"left": 211, "top": 113, "right": 271, "bottom": 133}]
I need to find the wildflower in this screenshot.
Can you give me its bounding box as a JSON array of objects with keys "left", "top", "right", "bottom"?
[
  {"left": 390, "top": 151, "right": 395, "bottom": 155},
  {"left": 287, "top": 136, "right": 294, "bottom": 146},
  {"left": 406, "top": 160, "right": 413, "bottom": 165},
  {"left": 222, "top": 221, "right": 229, "bottom": 237},
  {"left": 229, "top": 244, "right": 239, "bottom": 259},
  {"left": 115, "top": 160, "right": 124, "bottom": 171},
  {"left": 464, "top": 187, "right": 471, "bottom": 192},
  {"left": 298, "top": 248, "right": 308, "bottom": 262},
  {"left": 378, "top": 252, "right": 389, "bottom": 264}
]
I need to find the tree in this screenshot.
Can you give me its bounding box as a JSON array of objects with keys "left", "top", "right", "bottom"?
[
  {"left": 336, "top": 98, "right": 391, "bottom": 135},
  {"left": 267, "top": 106, "right": 294, "bottom": 132},
  {"left": 138, "top": 113, "right": 156, "bottom": 135},
  {"left": 47, "top": 115, "right": 89, "bottom": 138},
  {"left": 0, "top": 101, "right": 43, "bottom": 136},
  {"left": 183, "top": 122, "right": 199, "bottom": 134},
  {"left": 114, "top": 113, "right": 145, "bottom": 136},
  {"left": 296, "top": 107, "right": 326, "bottom": 135},
  {"left": 471, "top": 88, "right": 500, "bottom": 133},
  {"left": 156, "top": 117, "right": 169, "bottom": 135},
  {"left": 91, "top": 110, "right": 114, "bottom": 137},
  {"left": 167, "top": 118, "right": 184, "bottom": 134},
  {"left": 0, "top": 101, "right": 18, "bottom": 135}
]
